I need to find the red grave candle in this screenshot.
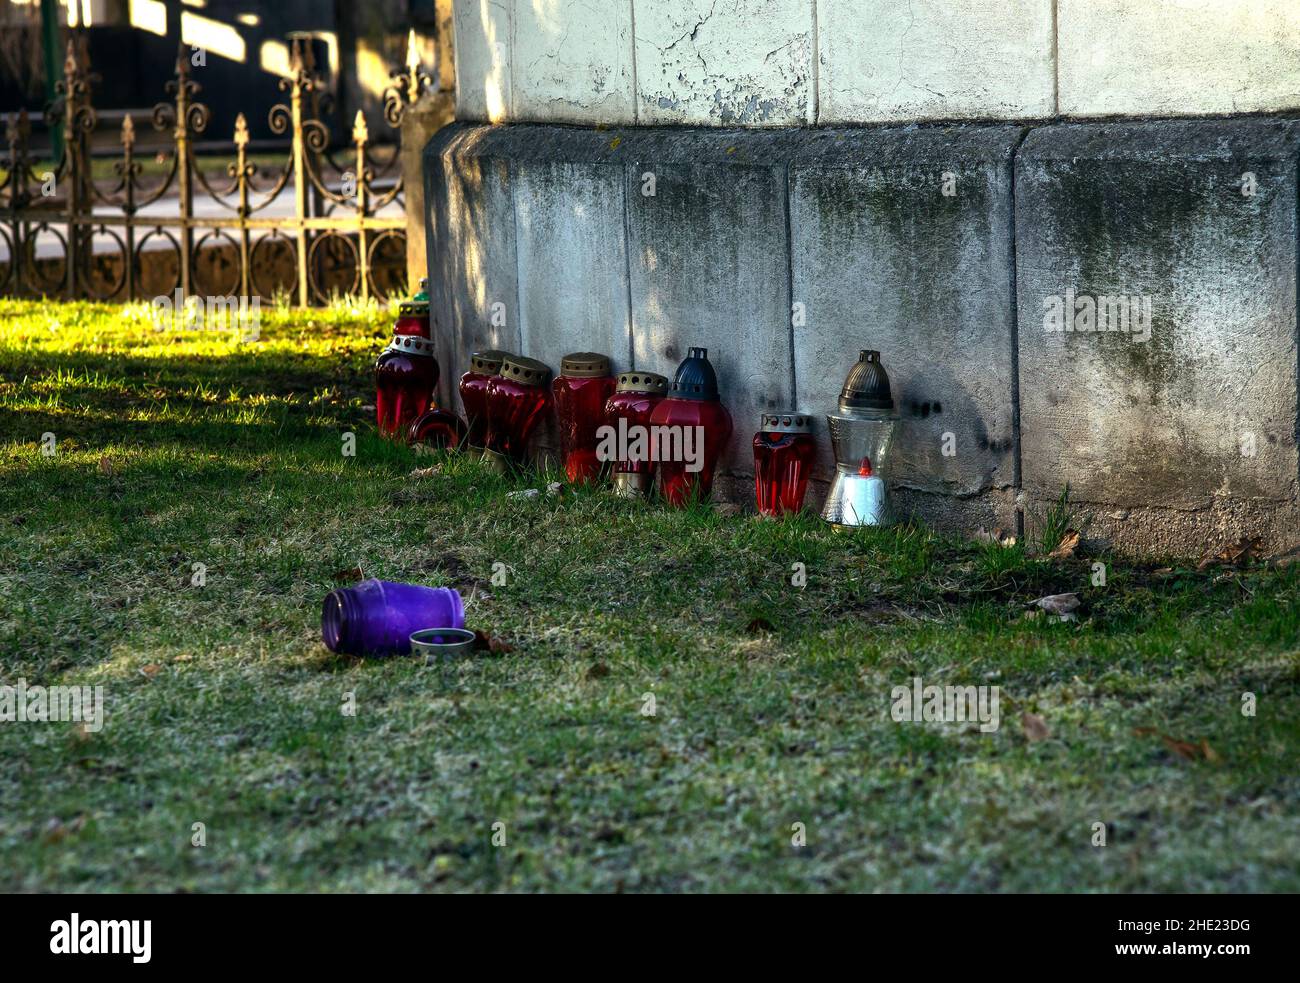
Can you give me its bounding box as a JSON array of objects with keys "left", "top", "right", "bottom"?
[
  {"left": 552, "top": 352, "right": 616, "bottom": 484},
  {"left": 483, "top": 355, "right": 552, "bottom": 469},
  {"left": 602, "top": 370, "right": 669, "bottom": 497},
  {"left": 650, "top": 347, "right": 733, "bottom": 506},
  {"left": 753, "top": 412, "right": 816, "bottom": 516},
  {"left": 458, "top": 350, "right": 509, "bottom": 448},
  {"left": 375, "top": 283, "right": 439, "bottom": 440}
]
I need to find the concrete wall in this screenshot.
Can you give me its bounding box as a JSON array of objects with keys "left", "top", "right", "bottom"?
[
  {"left": 452, "top": 0, "right": 1300, "bottom": 126},
  {"left": 789, "top": 127, "right": 1022, "bottom": 531},
  {"left": 1016, "top": 118, "right": 1300, "bottom": 555},
  {"left": 430, "top": 3, "right": 1300, "bottom": 556},
  {"left": 425, "top": 118, "right": 1300, "bottom": 555}
]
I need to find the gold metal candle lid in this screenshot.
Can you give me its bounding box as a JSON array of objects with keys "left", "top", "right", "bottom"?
[
  {"left": 498, "top": 355, "right": 552, "bottom": 387},
  {"left": 614, "top": 371, "right": 669, "bottom": 394},
  {"left": 560, "top": 352, "right": 611, "bottom": 378},
  {"left": 470, "top": 350, "right": 511, "bottom": 374},
  {"left": 759, "top": 411, "right": 813, "bottom": 434}
]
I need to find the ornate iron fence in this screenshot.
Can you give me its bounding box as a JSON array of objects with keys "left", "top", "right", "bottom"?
[{"left": 1, "top": 35, "right": 431, "bottom": 306}]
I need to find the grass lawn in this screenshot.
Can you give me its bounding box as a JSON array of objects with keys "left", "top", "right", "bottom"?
[{"left": 1, "top": 297, "right": 1298, "bottom": 893}]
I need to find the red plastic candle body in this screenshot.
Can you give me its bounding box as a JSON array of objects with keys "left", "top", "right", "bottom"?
[
  {"left": 407, "top": 407, "right": 468, "bottom": 450},
  {"left": 602, "top": 371, "right": 669, "bottom": 495},
  {"left": 375, "top": 292, "right": 438, "bottom": 440},
  {"left": 753, "top": 413, "right": 816, "bottom": 516},
  {"left": 552, "top": 353, "right": 616, "bottom": 484},
  {"left": 484, "top": 356, "right": 552, "bottom": 465},
  {"left": 458, "top": 350, "right": 508, "bottom": 447},
  {"left": 650, "top": 348, "right": 733, "bottom": 506}
]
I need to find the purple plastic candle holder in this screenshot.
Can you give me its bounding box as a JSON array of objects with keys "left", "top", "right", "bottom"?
[{"left": 322, "top": 579, "right": 465, "bottom": 656}]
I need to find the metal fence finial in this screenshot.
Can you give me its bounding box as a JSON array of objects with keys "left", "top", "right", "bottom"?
[{"left": 384, "top": 31, "right": 431, "bottom": 127}]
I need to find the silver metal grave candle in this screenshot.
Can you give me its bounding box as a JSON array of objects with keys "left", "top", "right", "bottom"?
[{"left": 821, "top": 350, "right": 900, "bottom": 528}]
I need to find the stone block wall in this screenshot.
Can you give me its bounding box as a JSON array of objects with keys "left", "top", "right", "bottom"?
[
  {"left": 425, "top": 2, "right": 1300, "bottom": 556},
  {"left": 424, "top": 117, "right": 1300, "bottom": 555},
  {"left": 1016, "top": 119, "right": 1300, "bottom": 555}
]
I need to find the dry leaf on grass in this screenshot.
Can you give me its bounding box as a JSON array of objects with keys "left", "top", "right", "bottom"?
[
  {"left": 97, "top": 456, "right": 114, "bottom": 476},
  {"left": 330, "top": 567, "right": 363, "bottom": 583},
  {"left": 1047, "top": 530, "right": 1081, "bottom": 560},
  {"left": 471, "top": 630, "right": 513, "bottom": 655},
  {"left": 1196, "top": 536, "right": 1263, "bottom": 571},
  {"left": 1134, "top": 728, "right": 1219, "bottom": 762},
  {"left": 139, "top": 664, "right": 162, "bottom": 678},
  {"left": 1161, "top": 736, "right": 1204, "bottom": 760},
  {"left": 1021, "top": 712, "right": 1051, "bottom": 742},
  {"left": 585, "top": 662, "right": 610, "bottom": 680}
]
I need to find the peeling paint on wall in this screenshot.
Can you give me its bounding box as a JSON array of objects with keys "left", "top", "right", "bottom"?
[{"left": 635, "top": 0, "right": 814, "bottom": 125}]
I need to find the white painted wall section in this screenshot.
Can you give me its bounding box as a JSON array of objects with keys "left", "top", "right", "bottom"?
[
  {"left": 1058, "top": 0, "right": 1300, "bottom": 118},
  {"left": 452, "top": 0, "right": 1300, "bottom": 125},
  {"left": 513, "top": 0, "right": 638, "bottom": 123},
  {"left": 817, "top": 0, "right": 1055, "bottom": 122}
]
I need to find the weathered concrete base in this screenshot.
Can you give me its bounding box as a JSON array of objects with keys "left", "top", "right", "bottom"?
[
  {"left": 1035, "top": 498, "right": 1300, "bottom": 561},
  {"left": 1017, "top": 118, "right": 1300, "bottom": 557},
  {"left": 425, "top": 118, "right": 1300, "bottom": 558}
]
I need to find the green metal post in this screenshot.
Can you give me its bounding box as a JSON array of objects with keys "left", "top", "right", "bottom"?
[{"left": 39, "top": 0, "right": 64, "bottom": 162}]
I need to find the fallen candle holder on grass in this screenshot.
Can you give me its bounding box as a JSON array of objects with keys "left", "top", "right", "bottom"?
[
  {"left": 410, "top": 627, "right": 478, "bottom": 661},
  {"left": 407, "top": 406, "right": 468, "bottom": 450},
  {"left": 321, "top": 579, "right": 465, "bottom": 657}
]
